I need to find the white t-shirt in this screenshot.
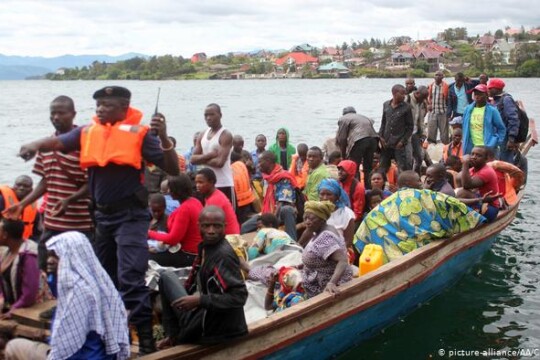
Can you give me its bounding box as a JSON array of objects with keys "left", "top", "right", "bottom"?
[{"left": 327, "top": 207, "right": 355, "bottom": 239}]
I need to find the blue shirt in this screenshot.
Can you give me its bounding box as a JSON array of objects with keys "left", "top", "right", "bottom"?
[
  {"left": 455, "top": 85, "right": 467, "bottom": 115},
  {"left": 68, "top": 331, "right": 115, "bottom": 360},
  {"left": 164, "top": 194, "right": 180, "bottom": 215},
  {"left": 184, "top": 147, "right": 202, "bottom": 174},
  {"left": 251, "top": 149, "right": 263, "bottom": 180},
  {"left": 58, "top": 126, "right": 165, "bottom": 204}
]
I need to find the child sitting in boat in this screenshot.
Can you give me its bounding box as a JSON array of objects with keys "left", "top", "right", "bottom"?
[
  {"left": 247, "top": 213, "right": 293, "bottom": 260},
  {"left": 354, "top": 171, "right": 486, "bottom": 263},
  {"left": 264, "top": 266, "right": 306, "bottom": 312}
]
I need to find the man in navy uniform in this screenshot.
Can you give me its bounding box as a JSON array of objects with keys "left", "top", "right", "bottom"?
[{"left": 19, "top": 86, "right": 179, "bottom": 354}]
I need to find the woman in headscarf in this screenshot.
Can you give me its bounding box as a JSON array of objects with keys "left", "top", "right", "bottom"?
[
  {"left": 301, "top": 201, "right": 353, "bottom": 298},
  {"left": 317, "top": 179, "right": 355, "bottom": 248},
  {"left": 5, "top": 232, "right": 130, "bottom": 359},
  {"left": 268, "top": 128, "right": 296, "bottom": 171}
]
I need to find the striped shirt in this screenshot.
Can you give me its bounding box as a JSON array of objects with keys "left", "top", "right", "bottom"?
[
  {"left": 431, "top": 83, "right": 446, "bottom": 114},
  {"left": 33, "top": 133, "right": 92, "bottom": 231}
]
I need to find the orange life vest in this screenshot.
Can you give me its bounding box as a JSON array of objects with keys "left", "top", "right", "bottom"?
[
  {"left": 442, "top": 142, "right": 463, "bottom": 162},
  {"left": 92, "top": 107, "right": 143, "bottom": 125},
  {"left": 488, "top": 160, "right": 525, "bottom": 206},
  {"left": 289, "top": 154, "right": 309, "bottom": 189},
  {"left": 231, "top": 161, "right": 255, "bottom": 207},
  {"left": 80, "top": 108, "right": 148, "bottom": 170},
  {"left": 0, "top": 186, "right": 37, "bottom": 240}
]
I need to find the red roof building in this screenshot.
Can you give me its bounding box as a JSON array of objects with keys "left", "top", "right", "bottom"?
[
  {"left": 190, "top": 52, "right": 207, "bottom": 63},
  {"left": 275, "top": 52, "right": 319, "bottom": 66}
]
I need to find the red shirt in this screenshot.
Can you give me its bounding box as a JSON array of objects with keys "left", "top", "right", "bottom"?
[
  {"left": 470, "top": 165, "right": 500, "bottom": 207},
  {"left": 148, "top": 197, "right": 203, "bottom": 254},
  {"left": 205, "top": 189, "right": 240, "bottom": 235}
]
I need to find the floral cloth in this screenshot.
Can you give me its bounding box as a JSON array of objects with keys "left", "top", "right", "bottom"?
[
  {"left": 247, "top": 228, "right": 293, "bottom": 260},
  {"left": 354, "top": 188, "right": 486, "bottom": 262}
]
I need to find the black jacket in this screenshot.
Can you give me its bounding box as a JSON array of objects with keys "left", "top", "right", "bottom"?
[{"left": 180, "top": 238, "right": 248, "bottom": 344}]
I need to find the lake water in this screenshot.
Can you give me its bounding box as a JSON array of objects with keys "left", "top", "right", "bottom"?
[{"left": 0, "top": 79, "right": 538, "bottom": 359}]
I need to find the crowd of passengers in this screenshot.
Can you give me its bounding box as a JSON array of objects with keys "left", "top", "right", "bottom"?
[{"left": 0, "top": 75, "right": 528, "bottom": 358}]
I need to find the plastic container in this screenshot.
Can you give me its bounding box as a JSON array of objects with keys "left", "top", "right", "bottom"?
[{"left": 359, "top": 244, "right": 384, "bottom": 276}]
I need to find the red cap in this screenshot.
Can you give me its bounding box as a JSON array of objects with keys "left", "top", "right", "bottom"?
[
  {"left": 487, "top": 78, "right": 505, "bottom": 90},
  {"left": 473, "top": 84, "right": 488, "bottom": 93}
]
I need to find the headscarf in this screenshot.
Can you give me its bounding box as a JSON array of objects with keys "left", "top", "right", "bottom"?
[
  {"left": 47, "top": 232, "right": 130, "bottom": 360},
  {"left": 317, "top": 178, "right": 350, "bottom": 209},
  {"left": 304, "top": 200, "right": 335, "bottom": 221}
]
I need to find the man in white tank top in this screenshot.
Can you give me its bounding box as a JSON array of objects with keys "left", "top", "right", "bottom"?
[{"left": 191, "top": 103, "right": 236, "bottom": 206}]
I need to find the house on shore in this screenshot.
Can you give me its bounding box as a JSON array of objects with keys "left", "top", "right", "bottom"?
[{"left": 191, "top": 53, "right": 207, "bottom": 63}]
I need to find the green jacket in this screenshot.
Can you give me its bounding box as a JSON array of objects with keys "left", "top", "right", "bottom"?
[{"left": 268, "top": 127, "right": 296, "bottom": 171}]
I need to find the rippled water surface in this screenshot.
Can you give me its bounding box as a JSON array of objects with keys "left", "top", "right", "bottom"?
[{"left": 0, "top": 78, "right": 538, "bottom": 359}]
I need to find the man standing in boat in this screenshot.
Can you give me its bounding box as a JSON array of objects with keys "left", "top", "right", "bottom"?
[
  {"left": 18, "top": 86, "right": 180, "bottom": 355},
  {"left": 427, "top": 70, "right": 450, "bottom": 145},
  {"left": 4, "top": 96, "right": 93, "bottom": 271},
  {"left": 335, "top": 106, "right": 379, "bottom": 188},
  {"left": 487, "top": 78, "right": 520, "bottom": 163},
  {"left": 378, "top": 84, "right": 414, "bottom": 173},
  {"left": 190, "top": 103, "right": 235, "bottom": 205}
]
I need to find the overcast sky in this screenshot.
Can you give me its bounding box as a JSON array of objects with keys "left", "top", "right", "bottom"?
[{"left": 1, "top": 0, "right": 537, "bottom": 58}]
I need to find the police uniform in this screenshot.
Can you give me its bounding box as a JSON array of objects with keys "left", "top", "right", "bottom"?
[{"left": 56, "top": 86, "right": 162, "bottom": 353}]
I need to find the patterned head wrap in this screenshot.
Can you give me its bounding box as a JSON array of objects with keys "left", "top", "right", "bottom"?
[
  {"left": 304, "top": 200, "right": 336, "bottom": 221},
  {"left": 278, "top": 266, "right": 303, "bottom": 293},
  {"left": 318, "top": 178, "right": 350, "bottom": 208}
]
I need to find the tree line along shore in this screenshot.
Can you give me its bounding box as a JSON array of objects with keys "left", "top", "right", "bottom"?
[{"left": 45, "top": 26, "right": 540, "bottom": 80}]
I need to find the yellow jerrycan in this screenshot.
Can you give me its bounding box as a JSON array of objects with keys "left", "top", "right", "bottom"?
[{"left": 359, "top": 244, "right": 384, "bottom": 276}]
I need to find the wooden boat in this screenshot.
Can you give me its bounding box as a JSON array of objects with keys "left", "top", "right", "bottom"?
[
  {"left": 143, "top": 125, "right": 537, "bottom": 360},
  {"left": 4, "top": 120, "right": 536, "bottom": 359}
]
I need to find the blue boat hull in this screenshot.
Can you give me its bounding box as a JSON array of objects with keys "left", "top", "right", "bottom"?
[{"left": 264, "top": 235, "right": 498, "bottom": 360}]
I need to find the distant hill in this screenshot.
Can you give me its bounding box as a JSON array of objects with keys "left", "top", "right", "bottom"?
[
  {"left": 0, "top": 52, "right": 147, "bottom": 80},
  {"left": 0, "top": 65, "right": 52, "bottom": 80}
]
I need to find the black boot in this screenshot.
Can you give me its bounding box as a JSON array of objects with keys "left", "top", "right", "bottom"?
[{"left": 137, "top": 323, "right": 156, "bottom": 355}]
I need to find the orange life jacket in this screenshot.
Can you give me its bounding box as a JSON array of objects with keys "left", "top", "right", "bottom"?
[
  {"left": 289, "top": 154, "right": 309, "bottom": 189},
  {"left": 488, "top": 160, "right": 525, "bottom": 206},
  {"left": 0, "top": 186, "right": 37, "bottom": 240},
  {"left": 92, "top": 107, "right": 142, "bottom": 125},
  {"left": 442, "top": 142, "right": 463, "bottom": 162},
  {"left": 80, "top": 108, "right": 148, "bottom": 170},
  {"left": 231, "top": 161, "right": 255, "bottom": 207}
]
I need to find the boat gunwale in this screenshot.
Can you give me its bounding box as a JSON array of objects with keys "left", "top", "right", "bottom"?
[{"left": 143, "top": 191, "right": 523, "bottom": 360}]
